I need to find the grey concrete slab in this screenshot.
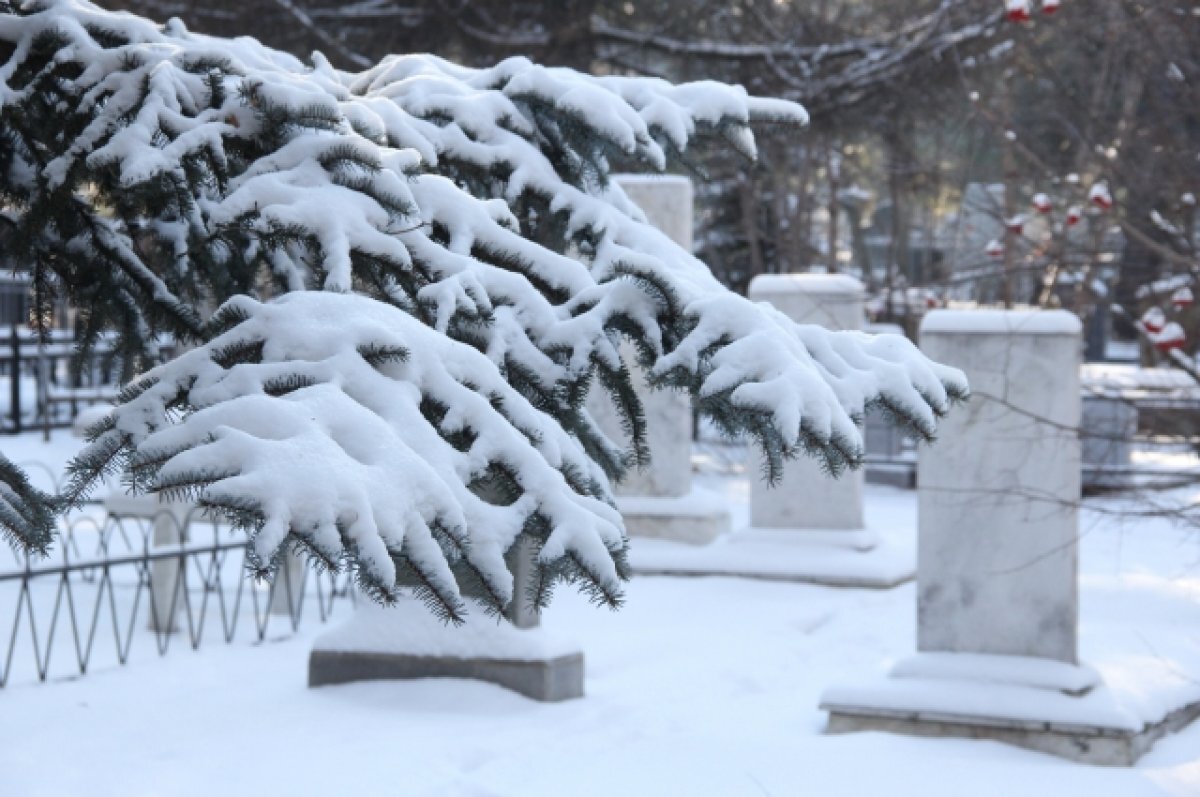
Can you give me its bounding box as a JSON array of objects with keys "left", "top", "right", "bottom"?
[
  {"left": 824, "top": 699, "right": 1200, "bottom": 766},
  {"left": 309, "top": 649, "right": 585, "bottom": 702}
]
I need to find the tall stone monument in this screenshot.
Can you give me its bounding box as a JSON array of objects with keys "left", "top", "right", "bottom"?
[
  {"left": 748, "top": 274, "right": 866, "bottom": 533},
  {"left": 104, "top": 493, "right": 192, "bottom": 634},
  {"left": 916, "top": 310, "right": 1082, "bottom": 663},
  {"left": 591, "top": 175, "right": 731, "bottom": 545},
  {"left": 821, "top": 310, "right": 1200, "bottom": 765}
]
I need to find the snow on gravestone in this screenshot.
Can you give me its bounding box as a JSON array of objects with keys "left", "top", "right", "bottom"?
[
  {"left": 587, "top": 175, "right": 731, "bottom": 544},
  {"left": 818, "top": 311, "right": 1186, "bottom": 766},
  {"left": 748, "top": 274, "right": 867, "bottom": 533}
]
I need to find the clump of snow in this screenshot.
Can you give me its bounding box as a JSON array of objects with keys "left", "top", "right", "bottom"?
[
  {"left": 313, "top": 600, "right": 581, "bottom": 660},
  {"left": 1080, "top": 363, "right": 1197, "bottom": 394},
  {"left": 1141, "top": 307, "right": 1167, "bottom": 334},
  {"left": 70, "top": 292, "right": 628, "bottom": 620},
  {"left": 71, "top": 403, "right": 113, "bottom": 438},
  {"left": 1136, "top": 274, "right": 1193, "bottom": 301},
  {"left": 1089, "top": 182, "right": 1114, "bottom": 209},
  {"left": 750, "top": 274, "right": 865, "bottom": 297},
  {"left": 1147, "top": 321, "right": 1186, "bottom": 351},
  {"left": 921, "top": 309, "right": 1082, "bottom": 336},
  {"left": 8, "top": 1, "right": 970, "bottom": 613},
  {"left": 1005, "top": 0, "right": 1032, "bottom": 24}
]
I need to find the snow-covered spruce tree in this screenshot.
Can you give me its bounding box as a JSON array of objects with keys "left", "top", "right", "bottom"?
[{"left": 0, "top": 1, "right": 966, "bottom": 622}]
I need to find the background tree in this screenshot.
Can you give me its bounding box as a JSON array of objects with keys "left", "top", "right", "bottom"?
[
  {"left": 107, "top": 3, "right": 1199, "bottom": 321},
  {"left": 966, "top": 2, "right": 1200, "bottom": 324},
  {"left": 101, "top": 1, "right": 1014, "bottom": 291}
]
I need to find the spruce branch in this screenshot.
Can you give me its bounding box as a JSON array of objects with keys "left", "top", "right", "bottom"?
[
  {"left": 0, "top": 455, "right": 56, "bottom": 556},
  {"left": 4, "top": 2, "right": 967, "bottom": 624}
]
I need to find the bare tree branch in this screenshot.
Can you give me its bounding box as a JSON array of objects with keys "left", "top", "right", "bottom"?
[{"left": 267, "top": 0, "right": 373, "bottom": 68}]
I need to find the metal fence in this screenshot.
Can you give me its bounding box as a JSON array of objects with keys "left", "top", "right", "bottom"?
[
  {"left": 1, "top": 326, "right": 115, "bottom": 435},
  {"left": 1, "top": 501, "right": 356, "bottom": 688},
  {"left": 0, "top": 325, "right": 179, "bottom": 436}
]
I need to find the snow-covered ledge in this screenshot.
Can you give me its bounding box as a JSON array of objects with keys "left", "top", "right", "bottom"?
[
  {"left": 822, "top": 309, "right": 1200, "bottom": 764},
  {"left": 592, "top": 175, "right": 731, "bottom": 546}
]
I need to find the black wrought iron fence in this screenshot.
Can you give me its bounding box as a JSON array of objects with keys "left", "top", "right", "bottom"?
[{"left": 1, "top": 503, "right": 356, "bottom": 687}]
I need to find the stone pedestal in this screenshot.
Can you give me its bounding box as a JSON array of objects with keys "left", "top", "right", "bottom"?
[
  {"left": 308, "top": 596, "right": 584, "bottom": 702},
  {"left": 628, "top": 274, "right": 912, "bottom": 588},
  {"left": 598, "top": 175, "right": 730, "bottom": 545},
  {"left": 308, "top": 539, "right": 584, "bottom": 702},
  {"left": 817, "top": 310, "right": 1200, "bottom": 764},
  {"left": 309, "top": 647, "right": 584, "bottom": 702},
  {"left": 823, "top": 652, "right": 1200, "bottom": 766},
  {"left": 268, "top": 548, "right": 307, "bottom": 618},
  {"left": 105, "top": 493, "right": 192, "bottom": 634}
]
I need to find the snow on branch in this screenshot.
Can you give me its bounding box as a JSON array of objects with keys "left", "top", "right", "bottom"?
[
  {"left": 0, "top": 454, "right": 55, "bottom": 556},
  {"left": 65, "top": 292, "right": 628, "bottom": 622},
  {"left": 3, "top": 1, "right": 967, "bottom": 610}
]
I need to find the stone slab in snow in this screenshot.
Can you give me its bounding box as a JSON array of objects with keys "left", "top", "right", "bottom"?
[
  {"left": 309, "top": 601, "right": 584, "bottom": 701},
  {"left": 309, "top": 650, "right": 584, "bottom": 702},
  {"left": 616, "top": 486, "right": 732, "bottom": 545},
  {"left": 821, "top": 664, "right": 1200, "bottom": 766},
  {"left": 627, "top": 486, "right": 916, "bottom": 587},
  {"left": 748, "top": 273, "right": 867, "bottom": 533}
]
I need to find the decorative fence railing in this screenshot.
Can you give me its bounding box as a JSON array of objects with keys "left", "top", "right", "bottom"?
[{"left": 1, "top": 503, "right": 356, "bottom": 688}]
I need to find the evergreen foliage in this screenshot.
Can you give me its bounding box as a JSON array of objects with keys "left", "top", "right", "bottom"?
[
  {"left": 0, "top": 451, "right": 54, "bottom": 554},
  {"left": 0, "top": 0, "right": 966, "bottom": 619}
]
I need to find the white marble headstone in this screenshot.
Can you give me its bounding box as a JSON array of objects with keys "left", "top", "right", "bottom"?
[
  {"left": 748, "top": 274, "right": 866, "bottom": 531},
  {"left": 917, "top": 309, "right": 1082, "bottom": 663},
  {"left": 585, "top": 176, "right": 729, "bottom": 544}
]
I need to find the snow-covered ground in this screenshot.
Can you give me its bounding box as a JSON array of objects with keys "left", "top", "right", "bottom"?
[{"left": 2, "top": 433, "right": 1200, "bottom": 796}]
